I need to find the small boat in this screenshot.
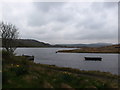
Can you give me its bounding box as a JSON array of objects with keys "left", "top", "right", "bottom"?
[
  {"left": 22, "top": 54, "right": 34, "bottom": 61},
  {"left": 56, "top": 51, "right": 58, "bottom": 53},
  {"left": 84, "top": 56, "right": 102, "bottom": 61}
]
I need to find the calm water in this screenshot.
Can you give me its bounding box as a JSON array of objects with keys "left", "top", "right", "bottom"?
[{"left": 15, "top": 48, "right": 118, "bottom": 75}]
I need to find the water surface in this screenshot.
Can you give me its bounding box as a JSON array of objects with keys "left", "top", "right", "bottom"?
[{"left": 15, "top": 48, "right": 118, "bottom": 75}]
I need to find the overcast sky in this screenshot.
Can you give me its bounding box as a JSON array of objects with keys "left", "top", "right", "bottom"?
[{"left": 1, "top": 2, "right": 118, "bottom": 44}]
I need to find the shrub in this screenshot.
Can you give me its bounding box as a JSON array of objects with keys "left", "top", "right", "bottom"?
[
  {"left": 2, "top": 50, "right": 11, "bottom": 58},
  {"left": 2, "top": 50, "right": 16, "bottom": 60},
  {"left": 10, "top": 64, "right": 28, "bottom": 76},
  {"left": 60, "top": 73, "right": 75, "bottom": 82}
]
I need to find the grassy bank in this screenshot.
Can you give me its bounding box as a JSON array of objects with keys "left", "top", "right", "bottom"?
[
  {"left": 58, "top": 45, "right": 120, "bottom": 53},
  {"left": 3, "top": 51, "right": 119, "bottom": 88}
]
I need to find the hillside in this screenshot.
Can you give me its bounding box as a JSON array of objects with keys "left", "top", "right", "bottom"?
[
  {"left": 1, "top": 38, "right": 52, "bottom": 47},
  {"left": 15, "top": 39, "right": 51, "bottom": 47},
  {"left": 58, "top": 44, "right": 120, "bottom": 53},
  {"left": 56, "top": 43, "right": 113, "bottom": 48},
  {"left": 0, "top": 38, "right": 116, "bottom": 48}
]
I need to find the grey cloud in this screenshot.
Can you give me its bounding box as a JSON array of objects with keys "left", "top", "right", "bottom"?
[
  {"left": 28, "top": 2, "right": 73, "bottom": 27},
  {"left": 28, "top": 13, "right": 48, "bottom": 26},
  {"left": 2, "top": 2, "right": 118, "bottom": 44},
  {"left": 79, "top": 30, "right": 117, "bottom": 40},
  {"left": 91, "top": 2, "right": 117, "bottom": 13},
  {"left": 103, "top": 2, "right": 117, "bottom": 8},
  {"left": 33, "top": 2, "right": 65, "bottom": 12}
]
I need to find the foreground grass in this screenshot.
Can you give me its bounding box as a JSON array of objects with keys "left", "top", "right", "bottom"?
[
  {"left": 58, "top": 45, "right": 120, "bottom": 53},
  {"left": 3, "top": 52, "right": 119, "bottom": 88}
]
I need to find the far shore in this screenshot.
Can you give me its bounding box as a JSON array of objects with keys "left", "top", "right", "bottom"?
[
  {"left": 2, "top": 46, "right": 79, "bottom": 48},
  {"left": 57, "top": 45, "right": 120, "bottom": 54},
  {"left": 57, "top": 51, "right": 119, "bottom": 54}
]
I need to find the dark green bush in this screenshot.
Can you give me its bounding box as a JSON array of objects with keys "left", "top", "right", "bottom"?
[
  {"left": 10, "top": 65, "right": 28, "bottom": 76},
  {"left": 2, "top": 50, "right": 11, "bottom": 58},
  {"left": 2, "top": 50, "right": 16, "bottom": 60},
  {"left": 60, "top": 73, "right": 75, "bottom": 82}
]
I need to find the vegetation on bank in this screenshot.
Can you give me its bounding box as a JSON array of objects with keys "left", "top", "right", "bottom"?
[
  {"left": 58, "top": 44, "right": 120, "bottom": 53},
  {"left": 2, "top": 51, "right": 119, "bottom": 88}
]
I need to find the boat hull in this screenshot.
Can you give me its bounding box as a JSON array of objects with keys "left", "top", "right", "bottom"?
[
  {"left": 85, "top": 57, "right": 102, "bottom": 61},
  {"left": 22, "top": 55, "right": 34, "bottom": 61}
]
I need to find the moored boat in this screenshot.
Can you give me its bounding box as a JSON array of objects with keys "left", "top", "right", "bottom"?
[
  {"left": 84, "top": 56, "right": 102, "bottom": 61},
  {"left": 22, "top": 54, "right": 34, "bottom": 61}
]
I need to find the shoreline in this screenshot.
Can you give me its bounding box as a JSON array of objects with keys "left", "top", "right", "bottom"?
[
  {"left": 57, "top": 52, "right": 120, "bottom": 54},
  {"left": 57, "top": 45, "right": 120, "bottom": 54},
  {"left": 37, "top": 63, "right": 119, "bottom": 76},
  {"left": 3, "top": 53, "right": 119, "bottom": 88}
]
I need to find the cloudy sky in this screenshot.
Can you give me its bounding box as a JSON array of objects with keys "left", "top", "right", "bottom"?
[{"left": 1, "top": 2, "right": 118, "bottom": 44}]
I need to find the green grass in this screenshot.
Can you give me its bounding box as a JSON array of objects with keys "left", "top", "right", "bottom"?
[{"left": 2, "top": 51, "right": 119, "bottom": 88}]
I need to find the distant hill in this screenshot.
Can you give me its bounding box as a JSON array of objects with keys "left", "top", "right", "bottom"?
[
  {"left": 56, "top": 43, "right": 113, "bottom": 48},
  {"left": 0, "top": 38, "right": 115, "bottom": 48},
  {"left": 1, "top": 39, "right": 52, "bottom": 47},
  {"left": 16, "top": 39, "right": 52, "bottom": 47}
]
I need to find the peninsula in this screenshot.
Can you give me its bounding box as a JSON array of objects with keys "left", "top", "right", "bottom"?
[{"left": 57, "top": 44, "right": 120, "bottom": 53}]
